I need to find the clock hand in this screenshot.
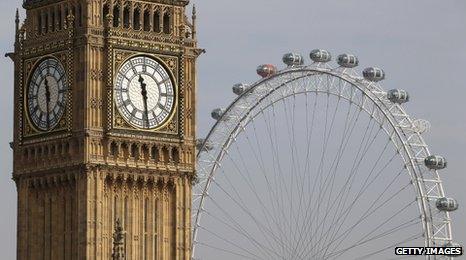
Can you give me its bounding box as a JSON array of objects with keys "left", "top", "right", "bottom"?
[
  {"left": 44, "top": 77, "right": 51, "bottom": 129},
  {"left": 138, "top": 75, "right": 150, "bottom": 128}
]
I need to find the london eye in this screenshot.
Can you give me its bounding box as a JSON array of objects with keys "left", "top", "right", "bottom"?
[{"left": 192, "top": 50, "right": 459, "bottom": 259}]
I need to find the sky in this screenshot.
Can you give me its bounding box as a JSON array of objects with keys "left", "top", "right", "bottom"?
[{"left": 0, "top": 0, "right": 465, "bottom": 259}]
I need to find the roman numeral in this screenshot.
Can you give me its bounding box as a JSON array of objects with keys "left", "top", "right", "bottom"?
[
  {"left": 116, "top": 88, "right": 128, "bottom": 93},
  {"left": 152, "top": 111, "right": 160, "bottom": 125},
  {"left": 57, "top": 73, "right": 66, "bottom": 82},
  {"left": 157, "top": 77, "right": 170, "bottom": 85},
  {"left": 158, "top": 103, "right": 169, "bottom": 113},
  {"left": 32, "top": 105, "right": 39, "bottom": 114},
  {"left": 123, "top": 99, "right": 131, "bottom": 107},
  {"left": 129, "top": 60, "right": 138, "bottom": 74}
]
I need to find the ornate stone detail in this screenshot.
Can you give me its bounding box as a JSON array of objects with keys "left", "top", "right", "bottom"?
[
  {"left": 112, "top": 219, "right": 126, "bottom": 260},
  {"left": 90, "top": 98, "right": 104, "bottom": 109},
  {"left": 91, "top": 69, "right": 104, "bottom": 81},
  {"left": 186, "top": 108, "right": 193, "bottom": 120},
  {"left": 13, "top": 1, "right": 198, "bottom": 259},
  {"left": 22, "top": 51, "right": 71, "bottom": 138}
]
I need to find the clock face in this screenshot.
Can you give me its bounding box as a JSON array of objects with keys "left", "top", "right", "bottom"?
[
  {"left": 114, "top": 56, "right": 176, "bottom": 129},
  {"left": 27, "top": 58, "right": 68, "bottom": 131}
]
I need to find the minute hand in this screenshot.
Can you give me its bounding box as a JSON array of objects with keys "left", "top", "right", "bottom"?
[
  {"left": 44, "top": 78, "right": 51, "bottom": 129},
  {"left": 138, "top": 75, "right": 150, "bottom": 128}
]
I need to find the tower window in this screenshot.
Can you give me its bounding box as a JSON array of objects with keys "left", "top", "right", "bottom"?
[
  {"left": 37, "top": 12, "right": 42, "bottom": 33},
  {"left": 110, "top": 142, "right": 118, "bottom": 157},
  {"left": 102, "top": 4, "right": 109, "bottom": 24},
  {"left": 141, "top": 145, "right": 148, "bottom": 159},
  {"left": 130, "top": 144, "right": 138, "bottom": 158},
  {"left": 162, "top": 147, "right": 169, "bottom": 162},
  {"left": 143, "top": 10, "right": 150, "bottom": 31},
  {"left": 123, "top": 6, "right": 130, "bottom": 28},
  {"left": 113, "top": 5, "right": 120, "bottom": 27},
  {"left": 133, "top": 8, "right": 141, "bottom": 30},
  {"left": 57, "top": 8, "right": 62, "bottom": 30},
  {"left": 51, "top": 10, "right": 55, "bottom": 32},
  {"left": 77, "top": 4, "right": 83, "bottom": 27},
  {"left": 121, "top": 143, "right": 128, "bottom": 157},
  {"left": 172, "top": 147, "right": 180, "bottom": 164},
  {"left": 151, "top": 146, "right": 159, "bottom": 161},
  {"left": 163, "top": 13, "right": 170, "bottom": 34},
  {"left": 153, "top": 11, "right": 160, "bottom": 33},
  {"left": 44, "top": 13, "right": 48, "bottom": 33}
]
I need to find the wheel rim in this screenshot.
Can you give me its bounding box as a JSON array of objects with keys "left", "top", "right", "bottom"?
[{"left": 193, "top": 66, "right": 453, "bottom": 259}]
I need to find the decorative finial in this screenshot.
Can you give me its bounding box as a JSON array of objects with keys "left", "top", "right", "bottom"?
[
  {"left": 112, "top": 218, "right": 126, "bottom": 260},
  {"left": 15, "top": 8, "right": 20, "bottom": 33},
  {"left": 192, "top": 5, "right": 197, "bottom": 39}
]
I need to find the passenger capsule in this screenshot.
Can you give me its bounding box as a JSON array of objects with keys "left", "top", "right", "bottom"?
[
  {"left": 211, "top": 108, "right": 226, "bottom": 121},
  {"left": 363, "top": 67, "right": 385, "bottom": 82},
  {"left": 387, "top": 89, "right": 410, "bottom": 104},
  {"left": 309, "top": 49, "right": 331, "bottom": 63},
  {"left": 337, "top": 54, "right": 359, "bottom": 68},
  {"left": 282, "top": 53, "right": 304, "bottom": 67},
  {"left": 232, "top": 83, "right": 251, "bottom": 96},
  {"left": 196, "top": 138, "right": 213, "bottom": 152},
  {"left": 256, "top": 64, "right": 277, "bottom": 78},
  {"left": 436, "top": 197, "right": 459, "bottom": 212},
  {"left": 424, "top": 155, "right": 447, "bottom": 170}
]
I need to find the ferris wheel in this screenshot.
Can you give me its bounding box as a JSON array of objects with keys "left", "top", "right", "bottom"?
[{"left": 192, "top": 50, "right": 459, "bottom": 260}]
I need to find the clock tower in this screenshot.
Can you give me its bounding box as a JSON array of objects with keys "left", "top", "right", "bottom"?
[{"left": 11, "top": 0, "right": 201, "bottom": 259}]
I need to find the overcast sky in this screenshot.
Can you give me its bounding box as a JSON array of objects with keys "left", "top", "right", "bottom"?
[{"left": 0, "top": 0, "right": 465, "bottom": 259}]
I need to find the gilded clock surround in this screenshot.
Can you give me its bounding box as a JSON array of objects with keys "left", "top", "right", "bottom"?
[
  {"left": 11, "top": 0, "right": 202, "bottom": 259},
  {"left": 25, "top": 54, "right": 70, "bottom": 133},
  {"left": 112, "top": 51, "right": 179, "bottom": 134}
]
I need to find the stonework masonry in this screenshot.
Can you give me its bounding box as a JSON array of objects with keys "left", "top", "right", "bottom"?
[{"left": 11, "top": 1, "right": 203, "bottom": 259}]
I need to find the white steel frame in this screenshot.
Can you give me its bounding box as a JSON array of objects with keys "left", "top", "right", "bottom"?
[{"left": 192, "top": 64, "right": 453, "bottom": 260}]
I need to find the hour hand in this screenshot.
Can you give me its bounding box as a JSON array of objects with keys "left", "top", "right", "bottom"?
[
  {"left": 44, "top": 78, "right": 51, "bottom": 128},
  {"left": 138, "top": 75, "right": 150, "bottom": 127}
]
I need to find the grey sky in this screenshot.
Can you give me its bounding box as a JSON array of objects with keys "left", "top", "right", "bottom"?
[{"left": 0, "top": 0, "right": 465, "bottom": 259}]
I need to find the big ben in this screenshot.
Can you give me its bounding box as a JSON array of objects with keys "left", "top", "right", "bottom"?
[{"left": 10, "top": 0, "right": 201, "bottom": 259}]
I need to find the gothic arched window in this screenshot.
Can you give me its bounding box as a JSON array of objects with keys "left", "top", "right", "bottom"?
[
  {"left": 133, "top": 8, "right": 141, "bottom": 30},
  {"left": 143, "top": 9, "right": 150, "bottom": 31},
  {"left": 151, "top": 146, "right": 159, "bottom": 161},
  {"left": 37, "top": 11, "right": 42, "bottom": 33},
  {"left": 51, "top": 10, "right": 55, "bottom": 31},
  {"left": 163, "top": 12, "right": 170, "bottom": 34},
  {"left": 44, "top": 12, "right": 49, "bottom": 33},
  {"left": 102, "top": 4, "right": 109, "bottom": 24},
  {"left": 123, "top": 6, "right": 130, "bottom": 28},
  {"left": 113, "top": 5, "right": 120, "bottom": 27},
  {"left": 57, "top": 8, "right": 62, "bottom": 30},
  {"left": 77, "top": 4, "right": 83, "bottom": 27},
  {"left": 153, "top": 11, "right": 160, "bottom": 33}
]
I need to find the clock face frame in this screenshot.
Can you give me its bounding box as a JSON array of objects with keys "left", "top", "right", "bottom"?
[
  {"left": 26, "top": 58, "right": 68, "bottom": 132},
  {"left": 114, "top": 55, "right": 176, "bottom": 130}
]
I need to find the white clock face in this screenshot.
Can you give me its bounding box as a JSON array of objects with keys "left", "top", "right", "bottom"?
[
  {"left": 114, "top": 56, "right": 176, "bottom": 129},
  {"left": 27, "top": 58, "right": 67, "bottom": 131}
]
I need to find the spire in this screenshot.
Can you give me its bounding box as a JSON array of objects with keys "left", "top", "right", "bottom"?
[
  {"left": 192, "top": 5, "right": 197, "bottom": 39},
  {"left": 112, "top": 219, "right": 126, "bottom": 260},
  {"left": 15, "top": 8, "right": 19, "bottom": 34}
]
